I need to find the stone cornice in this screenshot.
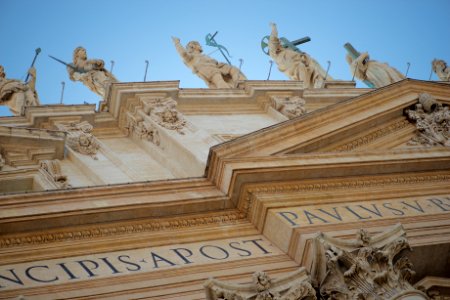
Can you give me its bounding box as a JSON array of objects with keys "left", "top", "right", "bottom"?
[
  {"left": 0, "top": 177, "right": 229, "bottom": 234},
  {"left": 206, "top": 80, "right": 450, "bottom": 181}
]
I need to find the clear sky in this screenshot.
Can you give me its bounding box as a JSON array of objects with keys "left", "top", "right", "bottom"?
[{"left": 1, "top": 0, "right": 449, "bottom": 116}]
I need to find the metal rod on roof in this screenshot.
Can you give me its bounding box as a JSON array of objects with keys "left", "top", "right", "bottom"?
[
  {"left": 405, "top": 62, "right": 410, "bottom": 77},
  {"left": 60, "top": 81, "right": 65, "bottom": 104},
  {"left": 428, "top": 65, "right": 434, "bottom": 80},
  {"left": 110, "top": 60, "right": 115, "bottom": 73},
  {"left": 324, "top": 60, "right": 331, "bottom": 81},
  {"left": 144, "top": 60, "right": 149, "bottom": 82},
  {"left": 267, "top": 60, "right": 273, "bottom": 80}
]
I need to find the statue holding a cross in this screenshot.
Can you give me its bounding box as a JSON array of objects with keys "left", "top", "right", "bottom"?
[{"left": 268, "top": 23, "right": 331, "bottom": 88}]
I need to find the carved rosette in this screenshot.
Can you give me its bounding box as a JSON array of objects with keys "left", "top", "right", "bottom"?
[
  {"left": 39, "top": 159, "right": 69, "bottom": 188},
  {"left": 406, "top": 93, "right": 450, "bottom": 147},
  {"left": 58, "top": 121, "right": 100, "bottom": 159},
  {"left": 311, "top": 224, "right": 428, "bottom": 300},
  {"left": 143, "top": 97, "right": 187, "bottom": 134},
  {"left": 204, "top": 268, "right": 316, "bottom": 300},
  {"left": 270, "top": 96, "right": 307, "bottom": 119}
]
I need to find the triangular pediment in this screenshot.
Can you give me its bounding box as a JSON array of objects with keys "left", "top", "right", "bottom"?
[
  {"left": 207, "top": 79, "right": 450, "bottom": 162},
  {"left": 205, "top": 80, "right": 450, "bottom": 197}
]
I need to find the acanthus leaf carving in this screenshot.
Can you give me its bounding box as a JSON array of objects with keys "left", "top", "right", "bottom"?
[
  {"left": 406, "top": 93, "right": 450, "bottom": 147},
  {"left": 204, "top": 268, "right": 316, "bottom": 300},
  {"left": 57, "top": 121, "right": 100, "bottom": 159},
  {"left": 312, "top": 224, "right": 428, "bottom": 300},
  {"left": 270, "top": 96, "right": 307, "bottom": 119}
]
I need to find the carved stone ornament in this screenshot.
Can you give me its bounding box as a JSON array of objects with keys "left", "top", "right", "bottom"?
[
  {"left": 39, "top": 159, "right": 69, "bottom": 188},
  {"left": 0, "top": 153, "right": 5, "bottom": 170},
  {"left": 125, "top": 115, "right": 160, "bottom": 146},
  {"left": 204, "top": 268, "right": 317, "bottom": 300},
  {"left": 271, "top": 96, "right": 307, "bottom": 119},
  {"left": 58, "top": 121, "right": 100, "bottom": 159},
  {"left": 416, "top": 276, "right": 450, "bottom": 300},
  {"left": 406, "top": 93, "right": 450, "bottom": 147},
  {"left": 311, "top": 224, "right": 428, "bottom": 300},
  {"left": 143, "top": 97, "right": 187, "bottom": 134}
]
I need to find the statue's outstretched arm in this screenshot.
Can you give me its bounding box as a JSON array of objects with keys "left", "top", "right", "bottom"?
[
  {"left": 172, "top": 36, "right": 190, "bottom": 61},
  {"left": 269, "top": 22, "right": 278, "bottom": 38},
  {"left": 269, "top": 22, "right": 281, "bottom": 52}
]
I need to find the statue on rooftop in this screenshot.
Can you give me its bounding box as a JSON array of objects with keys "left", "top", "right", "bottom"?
[
  {"left": 172, "top": 37, "right": 246, "bottom": 88},
  {"left": 0, "top": 65, "right": 40, "bottom": 115},
  {"left": 268, "top": 23, "right": 331, "bottom": 88},
  {"left": 432, "top": 59, "right": 450, "bottom": 81},
  {"left": 344, "top": 44, "right": 405, "bottom": 88},
  {"left": 67, "top": 47, "right": 118, "bottom": 98}
]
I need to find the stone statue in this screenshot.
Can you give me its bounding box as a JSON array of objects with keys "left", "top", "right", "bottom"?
[
  {"left": 172, "top": 37, "right": 246, "bottom": 88},
  {"left": 268, "top": 23, "right": 331, "bottom": 88},
  {"left": 432, "top": 59, "right": 450, "bottom": 81},
  {"left": 345, "top": 50, "right": 405, "bottom": 88},
  {"left": 67, "top": 47, "right": 118, "bottom": 98},
  {"left": 0, "top": 65, "right": 40, "bottom": 115}
]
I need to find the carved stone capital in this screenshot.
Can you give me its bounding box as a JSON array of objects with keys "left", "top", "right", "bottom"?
[
  {"left": 204, "top": 268, "right": 316, "bottom": 300},
  {"left": 406, "top": 93, "right": 450, "bottom": 147},
  {"left": 311, "top": 224, "right": 427, "bottom": 300},
  {"left": 270, "top": 96, "right": 307, "bottom": 119},
  {"left": 57, "top": 121, "right": 100, "bottom": 159},
  {"left": 39, "top": 159, "right": 69, "bottom": 188}
]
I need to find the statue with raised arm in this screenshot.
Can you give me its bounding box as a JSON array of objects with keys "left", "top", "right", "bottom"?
[
  {"left": 172, "top": 37, "right": 246, "bottom": 88},
  {"left": 67, "top": 47, "right": 118, "bottom": 98},
  {"left": 0, "top": 65, "right": 40, "bottom": 115},
  {"left": 432, "top": 59, "right": 450, "bottom": 81},
  {"left": 268, "top": 23, "right": 331, "bottom": 88},
  {"left": 345, "top": 44, "right": 405, "bottom": 88}
]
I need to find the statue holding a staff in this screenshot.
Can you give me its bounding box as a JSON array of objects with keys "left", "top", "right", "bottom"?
[{"left": 0, "top": 48, "right": 41, "bottom": 115}]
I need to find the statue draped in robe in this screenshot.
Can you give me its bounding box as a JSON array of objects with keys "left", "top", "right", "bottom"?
[
  {"left": 432, "top": 59, "right": 450, "bottom": 81},
  {"left": 268, "top": 23, "right": 331, "bottom": 88},
  {"left": 172, "top": 37, "right": 246, "bottom": 88},
  {"left": 0, "top": 65, "right": 40, "bottom": 115},
  {"left": 346, "top": 51, "right": 405, "bottom": 88},
  {"left": 67, "top": 47, "right": 118, "bottom": 98}
]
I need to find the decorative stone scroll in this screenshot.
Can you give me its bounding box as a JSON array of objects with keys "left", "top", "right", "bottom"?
[
  {"left": 311, "top": 224, "right": 427, "bottom": 300},
  {"left": 204, "top": 268, "right": 316, "bottom": 300},
  {"left": 142, "top": 97, "right": 187, "bottom": 134},
  {"left": 406, "top": 93, "right": 450, "bottom": 147},
  {"left": 58, "top": 121, "right": 100, "bottom": 159},
  {"left": 270, "top": 96, "right": 307, "bottom": 119},
  {"left": 125, "top": 115, "right": 160, "bottom": 146},
  {"left": 39, "top": 159, "right": 69, "bottom": 188}
]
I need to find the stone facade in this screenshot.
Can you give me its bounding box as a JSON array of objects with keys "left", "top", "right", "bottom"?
[{"left": 0, "top": 79, "right": 449, "bottom": 299}]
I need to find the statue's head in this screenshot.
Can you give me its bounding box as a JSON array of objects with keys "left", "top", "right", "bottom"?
[
  {"left": 73, "top": 47, "right": 87, "bottom": 61},
  {"left": 432, "top": 59, "right": 446, "bottom": 72},
  {"left": 0, "top": 65, "right": 5, "bottom": 78},
  {"left": 186, "top": 41, "right": 203, "bottom": 53}
]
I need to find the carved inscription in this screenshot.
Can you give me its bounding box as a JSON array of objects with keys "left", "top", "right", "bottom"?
[
  {"left": 0, "top": 236, "right": 278, "bottom": 290},
  {"left": 273, "top": 196, "right": 450, "bottom": 227}
]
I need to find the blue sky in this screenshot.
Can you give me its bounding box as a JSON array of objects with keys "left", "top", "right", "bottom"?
[{"left": 1, "top": 0, "right": 449, "bottom": 116}]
